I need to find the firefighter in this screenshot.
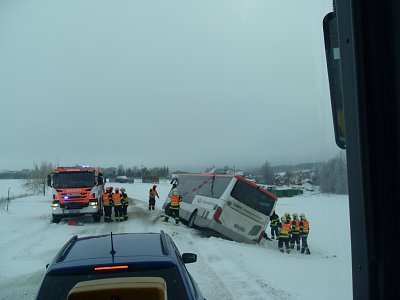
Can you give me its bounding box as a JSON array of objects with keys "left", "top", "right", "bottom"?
[
  {"left": 149, "top": 185, "right": 159, "bottom": 211},
  {"left": 102, "top": 186, "right": 114, "bottom": 222},
  {"left": 270, "top": 211, "right": 280, "bottom": 240},
  {"left": 278, "top": 216, "right": 291, "bottom": 253},
  {"left": 284, "top": 212, "right": 292, "bottom": 239},
  {"left": 112, "top": 187, "right": 124, "bottom": 222},
  {"left": 290, "top": 213, "right": 301, "bottom": 251},
  {"left": 299, "top": 213, "right": 311, "bottom": 254},
  {"left": 163, "top": 186, "right": 181, "bottom": 224},
  {"left": 120, "top": 187, "right": 129, "bottom": 221}
]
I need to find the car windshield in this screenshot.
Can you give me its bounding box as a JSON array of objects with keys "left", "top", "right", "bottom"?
[
  {"left": 53, "top": 172, "right": 95, "bottom": 188},
  {"left": 36, "top": 265, "right": 188, "bottom": 300}
]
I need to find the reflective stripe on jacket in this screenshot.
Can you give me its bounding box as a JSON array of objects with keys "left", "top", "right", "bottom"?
[
  {"left": 291, "top": 220, "right": 301, "bottom": 234},
  {"left": 112, "top": 193, "right": 122, "bottom": 205},
  {"left": 170, "top": 195, "right": 181, "bottom": 208},
  {"left": 270, "top": 215, "right": 279, "bottom": 227},
  {"left": 121, "top": 193, "right": 128, "bottom": 205},
  {"left": 279, "top": 222, "right": 291, "bottom": 238},
  {"left": 301, "top": 220, "right": 310, "bottom": 234},
  {"left": 102, "top": 193, "right": 112, "bottom": 206}
]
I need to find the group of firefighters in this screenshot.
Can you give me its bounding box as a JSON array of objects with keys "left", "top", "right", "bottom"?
[
  {"left": 101, "top": 186, "right": 129, "bottom": 222},
  {"left": 268, "top": 211, "right": 311, "bottom": 255},
  {"left": 101, "top": 184, "right": 183, "bottom": 225}
]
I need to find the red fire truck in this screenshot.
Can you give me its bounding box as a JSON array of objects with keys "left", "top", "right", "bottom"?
[{"left": 47, "top": 166, "right": 105, "bottom": 223}]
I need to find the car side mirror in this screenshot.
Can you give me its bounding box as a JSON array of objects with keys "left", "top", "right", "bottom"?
[
  {"left": 47, "top": 175, "right": 51, "bottom": 187},
  {"left": 323, "top": 11, "right": 346, "bottom": 149},
  {"left": 182, "top": 253, "right": 197, "bottom": 264},
  {"left": 98, "top": 176, "right": 104, "bottom": 185}
]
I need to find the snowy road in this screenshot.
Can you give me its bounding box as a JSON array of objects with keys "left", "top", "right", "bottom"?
[{"left": 0, "top": 180, "right": 352, "bottom": 299}]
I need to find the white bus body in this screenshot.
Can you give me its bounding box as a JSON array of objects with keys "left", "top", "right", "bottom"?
[{"left": 163, "top": 174, "right": 278, "bottom": 244}]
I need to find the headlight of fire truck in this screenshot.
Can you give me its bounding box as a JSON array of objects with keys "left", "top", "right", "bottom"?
[
  {"left": 51, "top": 202, "right": 60, "bottom": 208},
  {"left": 89, "top": 193, "right": 98, "bottom": 207}
]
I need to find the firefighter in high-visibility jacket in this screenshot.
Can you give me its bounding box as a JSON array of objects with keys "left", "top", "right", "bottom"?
[
  {"left": 149, "top": 185, "right": 159, "bottom": 211},
  {"left": 270, "top": 211, "right": 280, "bottom": 240},
  {"left": 299, "top": 213, "right": 311, "bottom": 254},
  {"left": 290, "top": 213, "right": 301, "bottom": 251},
  {"left": 163, "top": 187, "right": 182, "bottom": 224},
  {"left": 278, "top": 216, "right": 291, "bottom": 253},
  {"left": 112, "top": 187, "right": 124, "bottom": 222},
  {"left": 120, "top": 187, "right": 129, "bottom": 221},
  {"left": 102, "top": 186, "right": 114, "bottom": 222}
]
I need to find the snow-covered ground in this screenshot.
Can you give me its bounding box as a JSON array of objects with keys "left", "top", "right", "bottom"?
[{"left": 0, "top": 179, "right": 352, "bottom": 300}]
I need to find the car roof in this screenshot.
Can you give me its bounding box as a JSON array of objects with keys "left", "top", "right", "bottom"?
[{"left": 49, "top": 232, "right": 176, "bottom": 271}]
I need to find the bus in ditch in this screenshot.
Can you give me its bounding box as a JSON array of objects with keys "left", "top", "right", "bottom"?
[{"left": 162, "top": 173, "right": 278, "bottom": 244}]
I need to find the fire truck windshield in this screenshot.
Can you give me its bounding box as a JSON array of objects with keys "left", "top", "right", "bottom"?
[{"left": 52, "top": 171, "right": 96, "bottom": 188}]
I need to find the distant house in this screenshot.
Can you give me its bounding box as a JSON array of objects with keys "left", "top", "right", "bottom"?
[
  {"left": 142, "top": 176, "right": 159, "bottom": 183},
  {"left": 116, "top": 175, "right": 128, "bottom": 183}
]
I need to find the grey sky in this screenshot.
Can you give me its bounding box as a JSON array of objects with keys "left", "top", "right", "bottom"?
[{"left": 0, "top": 0, "right": 337, "bottom": 171}]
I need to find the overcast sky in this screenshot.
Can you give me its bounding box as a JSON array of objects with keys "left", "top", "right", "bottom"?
[{"left": 0, "top": 0, "right": 337, "bottom": 172}]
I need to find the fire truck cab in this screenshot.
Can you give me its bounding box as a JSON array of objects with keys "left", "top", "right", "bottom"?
[{"left": 47, "top": 166, "right": 105, "bottom": 223}]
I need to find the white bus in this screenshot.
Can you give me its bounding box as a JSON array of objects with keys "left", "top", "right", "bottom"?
[{"left": 163, "top": 173, "right": 278, "bottom": 244}]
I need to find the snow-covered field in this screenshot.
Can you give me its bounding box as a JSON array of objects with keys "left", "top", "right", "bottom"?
[{"left": 0, "top": 179, "right": 352, "bottom": 300}]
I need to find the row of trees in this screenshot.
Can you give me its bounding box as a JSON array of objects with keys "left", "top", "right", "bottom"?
[
  {"left": 259, "top": 152, "right": 348, "bottom": 194},
  {"left": 103, "top": 165, "right": 170, "bottom": 180},
  {"left": 3, "top": 155, "right": 348, "bottom": 195}
]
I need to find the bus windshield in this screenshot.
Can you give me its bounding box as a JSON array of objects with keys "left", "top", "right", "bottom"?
[
  {"left": 230, "top": 179, "right": 275, "bottom": 216},
  {"left": 53, "top": 172, "right": 95, "bottom": 189}
]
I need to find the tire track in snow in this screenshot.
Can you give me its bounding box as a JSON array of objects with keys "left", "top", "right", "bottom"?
[{"left": 192, "top": 238, "right": 292, "bottom": 300}]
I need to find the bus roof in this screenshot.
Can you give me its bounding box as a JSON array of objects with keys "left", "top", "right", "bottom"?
[
  {"left": 178, "top": 173, "right": 278, "bottom": 201},
  {"left": 180, "top": 173, "right": 232, "bottom": 177}
]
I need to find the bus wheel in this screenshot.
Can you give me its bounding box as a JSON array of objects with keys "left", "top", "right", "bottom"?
[
  {"left": 93, "top": 213, "right": 101, "bottom": 222},
  {"left": 188, "top": 211, "right": 197, "bottom": 228}
]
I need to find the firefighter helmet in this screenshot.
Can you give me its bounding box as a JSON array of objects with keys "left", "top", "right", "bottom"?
[
  {"left": 120, "top": 187, "right": 125, "bottom": 192},
  {"left": 285, "top": 212, "right": 291, "bottom": 218},
  {"left": 153, "top": 185, "right": 157, "bottom": 189},
  {"left": 281, "top": 216, "right": 286, "bottom": 223},
  {"left": 292, "top": 213, "right": 298, "bottom": 219},
  {"left": 300, "top": 213, "right": 306, "bottom": 219},
  {"left": 106, "top": 186, "right": 113, "bottom": 192},
  {"left": 115, "top": 187, "right": 120, "bottom": 192}
]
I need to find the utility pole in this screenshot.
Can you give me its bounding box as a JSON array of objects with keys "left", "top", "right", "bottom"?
[{"left": 7, "top": 187, "right": 10, "bottom": 211}]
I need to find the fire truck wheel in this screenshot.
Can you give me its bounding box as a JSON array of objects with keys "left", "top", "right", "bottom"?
[
  {"left": 93, "top": 213, "right": 101, "bottom": 222},
  {"left": 52, "top": 215, "right": 61, "bottom": 224}
]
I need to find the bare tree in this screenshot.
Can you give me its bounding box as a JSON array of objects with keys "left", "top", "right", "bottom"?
[
  {"left": 23, "top": 161, "right": 53, "bottom": 195},
  {"left": 117, "top": 164, "right": 125, "bottom": 176},
  {"left": 318, "top": 152, "right": 348, "bottom": 194},
  {"left": 261, "top": 160, "right": 275, "bottom": 184}
]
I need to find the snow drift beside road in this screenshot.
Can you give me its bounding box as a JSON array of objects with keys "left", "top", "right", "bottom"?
[{"left": 0, "top": 179, "right": 352, "bottom": 300}]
